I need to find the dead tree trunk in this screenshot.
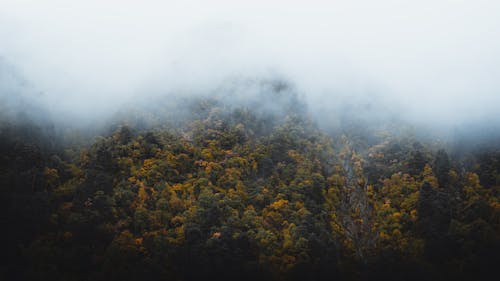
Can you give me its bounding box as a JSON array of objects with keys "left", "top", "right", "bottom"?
[{"left": 338, "top": 139, "right": 376, "bottom": 262}]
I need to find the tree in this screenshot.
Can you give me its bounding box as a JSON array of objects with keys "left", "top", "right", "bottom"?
[{"left": 433, "top": 149, "right": 450, "bottom": 188}]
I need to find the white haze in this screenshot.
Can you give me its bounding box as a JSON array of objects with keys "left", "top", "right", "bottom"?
[{"left": 1, "top": 0, "right": 500, "bottom": 130}]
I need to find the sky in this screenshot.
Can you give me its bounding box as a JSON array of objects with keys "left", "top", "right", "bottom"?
[{"left": 1, "top": 0, "right": 500, "bottom": 128}]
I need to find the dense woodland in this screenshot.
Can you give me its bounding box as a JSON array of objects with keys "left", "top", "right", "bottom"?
[{"left": 1, "top": 85, "right": 499, "bottom": 281}]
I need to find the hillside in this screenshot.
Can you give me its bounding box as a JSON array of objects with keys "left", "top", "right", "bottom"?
[{"left": 1, "top": 89, "right": 499, "bottom": 281}]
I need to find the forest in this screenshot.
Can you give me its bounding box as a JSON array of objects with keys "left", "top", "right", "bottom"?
[{"left": 1, "top": 82, "right": 499, "bottom": 281}]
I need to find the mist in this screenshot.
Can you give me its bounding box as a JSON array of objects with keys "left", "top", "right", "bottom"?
[
  {"left": 3, "top": 2, "right": 500, "bottom": 280},
  {"left": 1, "top": 0, "right": 500, "bottom": 137}
]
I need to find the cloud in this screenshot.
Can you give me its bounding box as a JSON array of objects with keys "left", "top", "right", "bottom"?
[{"left": 1, "top": 0, "right": 500, "bottom": 129}]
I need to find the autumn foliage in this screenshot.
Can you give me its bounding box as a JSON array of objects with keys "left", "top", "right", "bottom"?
[{"left": 1, "top": 93, "right": 499, "bottom": 281}]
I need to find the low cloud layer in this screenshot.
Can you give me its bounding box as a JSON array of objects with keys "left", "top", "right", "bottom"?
[{"left": 1, "top": 0, "right": 500, "bottom": 131}]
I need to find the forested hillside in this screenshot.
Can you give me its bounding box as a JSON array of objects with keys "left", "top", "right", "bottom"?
[{"left": 1, "top": 89, "right": 499, "bottom": 281}]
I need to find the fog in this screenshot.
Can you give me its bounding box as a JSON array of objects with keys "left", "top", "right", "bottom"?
[{"left": 1, "top": 0, "right": 500, "bottom": 135}]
